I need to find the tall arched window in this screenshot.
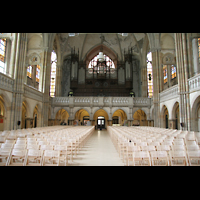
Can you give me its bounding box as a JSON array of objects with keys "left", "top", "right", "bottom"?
[
  {"left": 88, "top": 54, "right": 115, "bottom": 74},
  {"left": 50, "top": 50, "right": 57, "bottom": 97},
  {"left": 147, "top": 52, "right": 153, "bottom": 98},
  {"left": 198, "top": 38, "right": 200, "bottom": 63},
  {"left": 0, "top": 38, "right": 6, "bottom": 74}
]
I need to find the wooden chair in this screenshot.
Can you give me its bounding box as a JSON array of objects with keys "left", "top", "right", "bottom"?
[
  {"left": 24, "top": 149, "right": 43, "bottom": 166},
  {"left": 187, "top": 150, "right": 200, "bottom": 166},
  {"left": 150, "top": 151, "right": 169, "bottom": 166},
  {"left": 7, "top": 149, "right": 27, "bottom": 166},
  {"left": 0, "top": 148, "right": 12, "bottom": 166},
  {"left": 54, "top": 145, "right": 68, "bottom": 166},
  {"left": 132, "top": 151, "right": 151, "bottom": 166},
  {"left": 169, "top": 150, "right": 188, "bottom": 166},
  {"left": 42, "top": 150, "right": 60, "bottom": 166},
  {"left": 126, "top": 145, "right": 141, "bottom": 166}
]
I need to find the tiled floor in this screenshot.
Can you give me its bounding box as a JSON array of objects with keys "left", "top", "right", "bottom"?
[{"left": 70, "top": 130, "right": 124, "bottom": 166}]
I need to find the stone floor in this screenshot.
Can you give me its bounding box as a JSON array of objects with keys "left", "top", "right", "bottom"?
[{"left": 70, "top": 130, "right": 124, "bottom": 166}]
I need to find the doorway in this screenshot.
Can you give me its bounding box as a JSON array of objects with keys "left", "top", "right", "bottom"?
[{"left": 97, "top": 116, "right": 105, "bottom": 129}]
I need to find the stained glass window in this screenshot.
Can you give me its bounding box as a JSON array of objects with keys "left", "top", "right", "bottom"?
[
  {"left": 198, "top": 38, "right": 200, "bottom": 62},
  {"left": 36, "top": 65, "right": 40, "bottom": 82},
  {"left": 88, "top": 54, "right": 115, "bottom": 74},
  {"left": 171, "top": 65, "right": 176, "bottom": 79},
  {"left": 147, "top": 52, "right": 153, "bottom": 98},
  {"left": 0, "top": 39, "right": 6, "bottom": 73},
  {"left": 163, "top": 65, "right": 168, "bottom": 84},
  {"left": 50, "top": 50, "right": 57, "bottom": 97},
  {"left": 27, "top": 65, "right": 32, "bottom": 78}
]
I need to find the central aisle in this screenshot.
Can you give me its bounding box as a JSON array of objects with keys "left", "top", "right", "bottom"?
[{"left": 71, "top": 130, "right": 124, "bottom": 166}]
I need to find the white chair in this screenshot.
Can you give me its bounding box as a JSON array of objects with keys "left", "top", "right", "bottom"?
[
  {"left": 150, "top": 151, "right": 169, "bottom": 166},
  {"left": 40, "top": 145, "right": 53, "bottom": 151},
  {"left": 24, "top": 149, "right": 43, "bottom": 166},
  {"left": 54, "top": 145, "right": 68, "bottom": 166},
  {"left": 42, "top": 150, "right": 60, "bottom": 166},
  {"left": 132, "top": 151, "right": 151, "bottom": 166},
  {"left": 186, "top": 145, "right": 199, "bottom": 151},
  {"left": 169, "top": 151, "right": 188, "bottom": 166},
  {"left": 0, "top": 136, "right": 6, "bottom": 143},
  {"left": 0, "top": 148, "right": 12, "bottom": 166},
  {"left": 13, "top": 144, "right": 27, "bottom": 150},
  {"left": 27, "top": 144, "right": 40, "bottom": 150},
  {"left": 187, "top": 150, "right": 200, "bottom": 166},
  {"left": 126, "top": 145, "right": 141, "bottom": 166},
  {"left": 157, "top": 145, "right": 170, "bottom": 152},
  {"left": 7, "top": 149, "right": 27, "bottom": 166},
  {"left": 140, "top": 145, "right": 156, "bottom": 152},
  {"left": 172, "top": 145, "right": 185, "bottom": 152}
]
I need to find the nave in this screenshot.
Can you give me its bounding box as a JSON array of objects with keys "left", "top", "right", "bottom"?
[
  {"left": 70, "top": 130, "right": 124, "bottom": 166},
  {"left": 1, "top": 125, "right": 200, "bottom": 166}
]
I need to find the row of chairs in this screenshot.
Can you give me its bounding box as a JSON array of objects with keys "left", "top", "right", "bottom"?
[
  {"left": 0, "top": 126, "right": 94, "bottom": 166},
  {"left": 108, "top": 126, "right": 200, "bottom": 166}
]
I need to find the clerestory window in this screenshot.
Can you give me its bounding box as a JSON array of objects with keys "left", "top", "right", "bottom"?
[
  {"left": 50, "top": 50, "right": 57, "bottom": 97},
  {"left": 0, "top": 38, "right": 6, "bottom": 74},
  {"left": 147, "top": 52, "right": 153, "bottom": 98}
]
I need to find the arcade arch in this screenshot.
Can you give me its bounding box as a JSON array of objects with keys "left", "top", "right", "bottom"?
[
  {"left": 75, "top": 109, "right": 90, "bottom": 126},
  {"left": 191, "top": 95, "right": 200, "bottom": 132},
  {"left": 132, "top": 109, "right": 147, "bottom": 126},
  {"left": 161, "top": 105, "right": 169, "bottom": 129},
  {"left": 93, "top": 109, "right": 109, "bottom": 129},
  {"left": 55, "top": 109, "right": 69, "bottom": 125},
  {"left": 112, "top": 109, "right": 127, "bottom": 126}
]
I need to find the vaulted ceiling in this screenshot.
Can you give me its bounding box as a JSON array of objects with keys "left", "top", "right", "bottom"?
[{"left": 26, "top": 33, "right": 179, "bottom": 66}]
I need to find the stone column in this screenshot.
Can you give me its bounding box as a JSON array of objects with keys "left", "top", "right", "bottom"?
[
  {"left": 174, "top": 33, "right": 191, "bottom": 131},
  {"left": 11, "top": 33, "right": 27, "bottom": 130},
  {"left": 169, "top": 119, "right": 176, "bottom": 129},
  {"left": 151, "top": 49, "right": 161, "bottom": 127},
  {"left": 42, "top": 47, "right": 52, "bottom": 127},
  {"left": 192, "top": 38, "right": 199, "bottom": 76}
]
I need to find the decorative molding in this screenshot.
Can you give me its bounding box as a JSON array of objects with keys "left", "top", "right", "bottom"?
[{"left": 28, "top": 53, "right": 41, "bottom": 65}]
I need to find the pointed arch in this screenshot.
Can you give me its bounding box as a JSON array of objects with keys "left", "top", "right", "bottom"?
[{"left": 83, "top": 44, "right": 118, "bottom": 68}]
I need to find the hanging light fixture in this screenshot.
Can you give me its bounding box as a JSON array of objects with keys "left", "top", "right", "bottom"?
[{"left": 97, "top": 52, "right": 105, "bottom": 62}]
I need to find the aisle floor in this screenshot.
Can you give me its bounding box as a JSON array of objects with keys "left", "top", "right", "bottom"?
[{"left": 70, "top": 130, "right": 124, "bottom": 166}]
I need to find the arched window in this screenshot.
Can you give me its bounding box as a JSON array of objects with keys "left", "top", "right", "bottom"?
[
  {"left": 163, "top": 65, "right": 168, "bottom": 84},
  {"left": 36, "top": 65, "right": 40, "bottom": 83},
  {"left": 0, "top": 38, "right": 6, "bottom": 74},
  {"left": 88, "top": 54, "right": 115, "bottom": 74},
  {"left": 27, "top": 65, "right": 32, "bottom": 78},
  {"left": 198, "top": 38, "right": 200, "bottom": 62},
  {"left": 171, "top": 65, "right": 176, "bottom": 79},
  {"left": 50, "top": 50, "right": 57, "bottom": 97},
  {"left": 147, "top": 52, "right": 153, "bottom": 98}
]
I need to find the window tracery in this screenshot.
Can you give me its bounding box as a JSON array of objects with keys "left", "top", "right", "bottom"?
[{"left": 88, "top": 54, "right": 115, "bottom": 74}]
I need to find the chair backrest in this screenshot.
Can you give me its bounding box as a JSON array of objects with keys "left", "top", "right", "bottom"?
[
  {"left": 150, "top": 151, "right": 167, "bottom": 158},
  {"left": 44, "top": 150, "right": 60, "bottom": 157},
  {"left": 54, "top": 145, "right": 67, "bottom": 151},
  {"left": 40, "top": 145, "right": 54, "bottom": 150},
  {"left": 12, "top": 149, "right": 27, "bottom": 157},
  {"left": 28, "top": 149, "right": 43, "bottom": 157}
]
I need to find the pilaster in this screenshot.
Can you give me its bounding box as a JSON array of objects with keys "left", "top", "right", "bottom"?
[
  {"left": 151, "top": 49, "right": 161, "bottom": 127},
  {"left": 10, "top": 33, "right": 27, "bottom": 130},
  {"left": 175, "top": 33, "right": 191, "bottom": 131}
]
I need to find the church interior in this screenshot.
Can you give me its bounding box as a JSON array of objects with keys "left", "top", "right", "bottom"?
[{"left": 0, "top": 33, "right": 200, "bottom": 166}]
